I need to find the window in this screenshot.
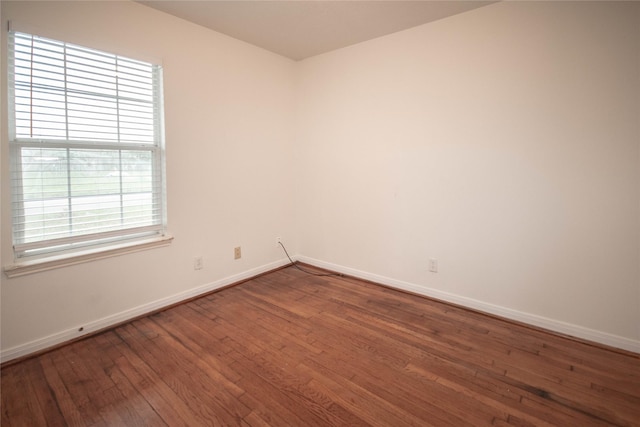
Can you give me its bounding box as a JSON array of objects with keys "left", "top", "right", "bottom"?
[{"left": 7, "top": 30, "right": 168, "bottom": 268}]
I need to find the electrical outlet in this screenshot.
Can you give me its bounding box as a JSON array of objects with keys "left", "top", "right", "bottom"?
[
  {"left": 194, "top": 256, "right": 203, "bottom": 270},
  {"left": 234, "top": 246, "right": 241, "bottom": 260},
  {"left": 429, "top": 258, "right": 438, "bottom": 273},
  {"left": 276, "top": 236, "right": 282, "bottom": 246}
]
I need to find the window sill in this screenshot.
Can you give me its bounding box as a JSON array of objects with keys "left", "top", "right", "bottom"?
[{"left": 3, "top": 234, "right": 174, "bottom": 278}]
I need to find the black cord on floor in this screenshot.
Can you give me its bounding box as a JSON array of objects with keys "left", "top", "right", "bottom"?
[{"left": 278, "top": 241, "right": 343, "bottom": 277}]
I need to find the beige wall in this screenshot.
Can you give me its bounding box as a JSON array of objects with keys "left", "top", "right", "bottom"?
[
  {"left": 2, "top": 1, "right": 639, "bottom": 360},
  {"left": 295, "top": 1, "right": 640, "bottom": 349},
  {"left": 0, "top": 0, "right": 297, "bottom": 359}
]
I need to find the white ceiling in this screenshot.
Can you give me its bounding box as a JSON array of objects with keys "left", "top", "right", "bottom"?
[{"left": 137, "top": 1, "right": 495, "bottom": 60}]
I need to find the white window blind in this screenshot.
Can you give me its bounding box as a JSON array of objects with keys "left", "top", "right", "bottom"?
[{"left": 8, "top": 31, "right": 167, "bottom": 259}]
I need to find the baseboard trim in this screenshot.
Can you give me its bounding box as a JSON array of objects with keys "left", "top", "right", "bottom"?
[
  {"left": 297, "top": 256, "right": 640, "bottom": 354},
  {"left": 0, "top": 258, "right": 292, "bottom": 364},
  {"left": 4, "top": 255, "right": 638, "bottom": 362}
]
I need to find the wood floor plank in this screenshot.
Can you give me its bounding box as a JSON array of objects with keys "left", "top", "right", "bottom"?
[
  {"left": 49, "top": 347, "right": 109, "bottom": 426},
  {"left": 25, "top": 358, "right": 69, "bottom": 427},
  {"left": 38, "top": 352, "right": 87, "bottom": 426},
  {"left": 78, "top": 331, "right": 167, "bottom": 427},
  {"left": 113, "top": 323, "right": 225, "bottom": 425},
  {"left": 308, "top": 349, "right": 490, "bottom": 426},
  {"left": 99, "top": 331, "right": 195, "bottom": 426},
  {"left": 62, "top": 341, "right": 135, "bottom": 426},
  {"left": 128, "top": 318, "right": 250, "bottom": 425},
  {"left": 1, "top": 362, "right": 47, "bottom": 427},
  {"left": 2, "top": 265, "right": 639, "bottom": 426},
  {"left": 299, "top": 357, "right": 422, "bottom": 427}
]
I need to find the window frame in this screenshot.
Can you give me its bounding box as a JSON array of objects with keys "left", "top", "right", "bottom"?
[{"left": 4, "top": 30, "right": 171, "bottom": 277}]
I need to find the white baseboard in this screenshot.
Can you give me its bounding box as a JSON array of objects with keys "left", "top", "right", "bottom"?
[
  {"left": 0, "top": 258, "right": 292, "bottom": 363},
  {"left": 297, "top": 256, "right": 640, "bottom": 354},
  {"left": 4, "top": 255, "right": 638, "bottom": 362}
]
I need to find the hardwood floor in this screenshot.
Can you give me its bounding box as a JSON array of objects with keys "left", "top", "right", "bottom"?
[{"left": 2, "top": 265, "right": 639, "bottom": 426}]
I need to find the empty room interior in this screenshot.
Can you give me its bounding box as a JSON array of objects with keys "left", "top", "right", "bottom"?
[{"left": 1, "top": 0, "right": 639, "bottom": 425}]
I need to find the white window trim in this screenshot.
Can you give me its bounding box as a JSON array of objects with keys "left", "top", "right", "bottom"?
[{"left": 3, "top": 233, "right": 173, "bottom": 278}]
